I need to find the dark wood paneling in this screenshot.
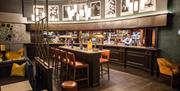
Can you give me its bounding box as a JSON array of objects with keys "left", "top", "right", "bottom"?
[
  {"left": 99, "top": 45, "right": 158, "bottom": 75},
  {"left": 26, "top": 14, "right": 167, "bottom": 31},
  {"left": 126, "top": 49, "right": 150, "bottom": 72},
  {"left": 103, "top": 46, "right": 125, "bottom": 65}
]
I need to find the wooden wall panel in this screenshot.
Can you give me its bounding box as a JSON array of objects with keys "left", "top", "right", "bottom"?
[
  {"left": 26, "top": 14, "right": 167, "bottom": 31},
  {"left": 0, "top": 12, "right": 27, "bottom": 23}
]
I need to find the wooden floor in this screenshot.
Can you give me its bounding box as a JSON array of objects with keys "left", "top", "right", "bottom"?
[{"left": 53, "top": 64, "right": 177, "bottom": 91}]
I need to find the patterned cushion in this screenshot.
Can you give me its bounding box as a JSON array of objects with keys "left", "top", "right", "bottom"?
[{"left": 11, "top": 63, "right": 26, "bottom": 77}]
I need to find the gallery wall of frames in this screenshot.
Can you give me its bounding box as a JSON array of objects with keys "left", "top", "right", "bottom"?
[{"left": 28, "top": 0, "right": 168, "bottom": 22}]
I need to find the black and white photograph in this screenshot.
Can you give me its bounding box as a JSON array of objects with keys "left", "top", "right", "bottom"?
[
  {"left": 90, "top": 1, "right": 101, "bottom": 19},
  {"left": 76, "top": 3, "right": 87, "bottom": 20},
  {"left": 62, "top": 5, "right": 73, "bottom": 21},
  {"left": 120, "top": 0, "right": 134, "bottom": 16},
  {"left": 134, "top": 0, "right": 139, "bottom": 12},
  {"left": 33, "top": 5, "right": 45, "bottom": 21},
  {"left": 105, "top": 0, "right": 116, "bottom": 18},
  {"left": 48, "top": 5, "right": 59, "bottom": 21},
  {"left": 139, "top": 0, "right": 156, "bottom": 12}
]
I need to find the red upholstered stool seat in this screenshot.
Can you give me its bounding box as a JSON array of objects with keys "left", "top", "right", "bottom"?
[
  {"left": 61, "top": 81, "right": 78, "bottom": 91},
  {"left": 100, "top": 58, "right": 109, "bottom": 63}
]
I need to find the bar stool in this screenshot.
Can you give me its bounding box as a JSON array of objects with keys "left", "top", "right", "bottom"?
[
  {"left": 67, "top": 52, "right": 89, "bottom": 87},
  {"left": 60, "top": 50, "right": 69, "bottom": 81},
  {"left": 100, "top": 50, "right": 110, "bottom": 80},
  {"left": 54, "top": 48, "right": 61, "bottom": 80},
  {"left": 50, "top": 47, "right": 56, "bottom": 67},
  {"left": 61, "top": 81, "right": 78, "bottom": 91}
]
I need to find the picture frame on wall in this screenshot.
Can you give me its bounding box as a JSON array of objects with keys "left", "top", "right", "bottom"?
[
  {"left": 62, "top": 4, "right": 88, "bottom": 21},
  {"left": 62, "top": 5, "right": 73, "bottom": 21},
  {"left": 105, "top": 0, "right": 116, "bottom": 18},
  {"left": 76, "top": 3, "right": 87, "bottom": 20},
  {"left": 134, "top": 0, "right": 139, "bottom": 12},
  {"left": 33, "top": 5, "right": 45, "bottom": 21},
  {"left": 90, "top": 1, "right": 101, "bottom": 19},
  {"left": 139, "top": 0, "right": 156, "bottom": 13},
  {"left": 48, "top": 5, "right": 59, "bottom": 21},
  {"left": 120, "top": 0, "right": 134, "bottom": 16}
]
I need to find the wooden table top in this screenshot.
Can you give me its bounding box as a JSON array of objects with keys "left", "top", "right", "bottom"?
[{"left": 0, "top": 80, "right": 32, "bottom": 91}]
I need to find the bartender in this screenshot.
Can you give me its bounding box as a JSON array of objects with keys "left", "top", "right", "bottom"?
[{"left": 123, "top": 34, "right": 132, "bottom": 46}]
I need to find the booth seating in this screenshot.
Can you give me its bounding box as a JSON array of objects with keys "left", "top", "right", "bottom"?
[{"left": 0, "top": 58, "right": 34, "bottom": 90}]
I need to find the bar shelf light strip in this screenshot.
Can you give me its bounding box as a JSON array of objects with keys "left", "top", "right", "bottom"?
[{"left": 28, "top": 10, "right": 170, "bottom": 24}]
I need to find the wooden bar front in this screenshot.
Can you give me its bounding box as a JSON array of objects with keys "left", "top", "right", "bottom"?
[{"left": 58, "top": 46, "right": 102, "bottom": 87}]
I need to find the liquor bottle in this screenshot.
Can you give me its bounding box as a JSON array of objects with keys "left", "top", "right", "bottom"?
[
  {"left": 87, "top": 39, "right": 92, "bottom": 50},
  {"left": 79, "top": 41, "right": 83, "bottom": 50},
  {"left": 71, "top": 38, "right": 74, "bottom": 48}
]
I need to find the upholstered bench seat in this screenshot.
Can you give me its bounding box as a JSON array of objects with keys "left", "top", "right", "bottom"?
[
  {"left": 0, "top": 58, "right": 34, "bottom": 88},
  {"left": 0, "top": 76, "right": 26, "bottom": 86}
]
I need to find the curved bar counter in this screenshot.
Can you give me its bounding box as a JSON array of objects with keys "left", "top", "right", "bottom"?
[{"left": 25, "top": 43, "right": 159, "bottom": 75}]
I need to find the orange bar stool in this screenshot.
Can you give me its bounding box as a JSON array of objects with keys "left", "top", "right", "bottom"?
[
  {"left": 100, "top": 50, "right": 110, "bottom": 80},
  {"left": 61, "top": 81, "right": 78, "bottom": 91},
  {"left": 60, "top": 50, "right": 69, "bottom": 81},
  {"left": 67, "top": 52, "right": 89, "bottom": 87}
]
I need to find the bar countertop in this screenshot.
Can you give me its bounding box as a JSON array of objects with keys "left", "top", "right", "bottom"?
[
  {"left": 59, "top": 46, "right": 103, "bottom": 54},
  {"left": 24, "top": 43, "right": 159, "bottom": 51}
]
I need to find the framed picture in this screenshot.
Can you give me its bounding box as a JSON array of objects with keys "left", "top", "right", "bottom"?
[
  {"left": 33, "top": 5, "right": 45, "bottom": 21},
  {"left": 90, "top": 1, "right": 101, "bottom": 19},
  {"left": 48, "top": 5, "right": 59, "bottom": 21},
  {"left": 120, "top": 0, "right": 134, "bottom": 16},
  {"left": 62, "top": 5, "right": 73, "bottom": 21},
  {"left": 139, "top": 0, "right": 156, "bottom": 13},
  {"left": 105, "top": 0, "right": 116, "bottom": 18},
  {"left": 62, "top": 4, "right": 88, "bottom": 21},
  {"left": 134, "top": 0, "right": 139, "bottom": 12},
  {"left": 76, "top": 3, "right": 87, "bottom": 20}
]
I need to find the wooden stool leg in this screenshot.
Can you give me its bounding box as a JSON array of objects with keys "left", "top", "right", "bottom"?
[
  {"left": 171, "top": 76, "right": 174, "bottom": 87},
  {"left": 107, "top": 62, "right": 110, "bottom": 80},
  {"left": 100, "top": 64, "right": 103, "bottom": 79},
  {"left": 73, "top": 68, "right": 76, "bottom": 80},
  {"left": 65, "top": 64, "right": 69, "bottom": 81},
  {"left": 55, "top": 60, "right": 58, "bottom": 80},
  {"left": 87, "top": 66, "right": 89, "bottom": 87}
]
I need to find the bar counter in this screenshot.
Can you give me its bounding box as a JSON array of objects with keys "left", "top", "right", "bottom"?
[
  {"left": 25, "top": 43, "right": 159, "bottom": 75},
  {"left": 59, "top": 46, "right": 103, "bottom": 54}
]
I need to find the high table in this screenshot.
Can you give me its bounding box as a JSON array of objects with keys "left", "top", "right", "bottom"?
[{"left": 59, "top": 46, "right": 103, "bottom": 87}]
